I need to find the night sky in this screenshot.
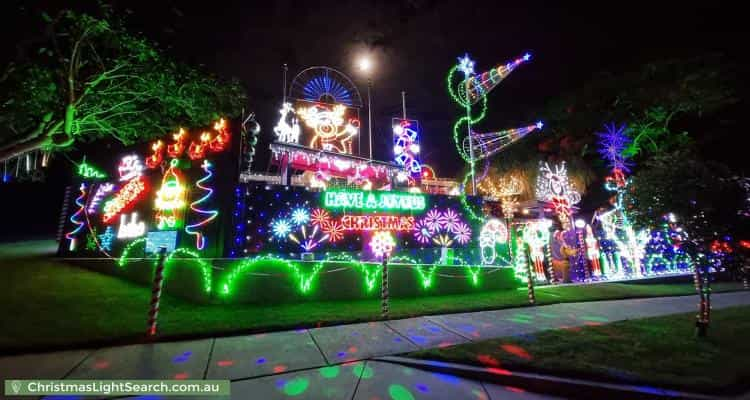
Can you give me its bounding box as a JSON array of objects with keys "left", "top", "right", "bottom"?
[
  {"left": 0, "top": 1, "right": 747, "bottom": 238},
  {"left": 3, "top": 1, "right": 746, "bottom": 174}
]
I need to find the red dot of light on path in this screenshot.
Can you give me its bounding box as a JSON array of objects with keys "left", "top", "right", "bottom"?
[
  {"left": 174, "top": 372, "right": 189, "bottom": 380},
  {"left": 506, "top": 386, "right": 526, "bottom": 393},
  {"left": 476, "top": 354, "right": 500, "bottom": 367},
  {"left": 94, "top": 361, "right": 110, "bottom": 369},
  {"left": 584, "top": 321, "right": 604, "bottom": 326},
  {"left": 217, "top": 360, "right": 234, "bottom": 367},
  {"left": 437, "top": 341, "right": 453, "bottom": 348},
  {"left": 500, "top": 344, "right": 532, "bottom": 360},
  {"left": 348, "top": 346, "right": 358, "bottom": 353},
  {"left": 273, "top": 365, "right": 288, "bottom": 373},
  {"left": 486, "top": 367, "right": 512, "bottom": 376}
]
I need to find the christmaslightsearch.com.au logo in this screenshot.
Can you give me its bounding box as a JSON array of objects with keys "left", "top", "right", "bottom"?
[{"left": 4, "top": 379, "right": 230, "bottom": 396}]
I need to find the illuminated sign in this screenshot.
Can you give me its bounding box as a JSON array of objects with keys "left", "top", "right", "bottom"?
[
  {"left": 323, "top": 190, "right": 426, "bottom": 212},
  {"left": 102, "top": 177, "right": 147, "bottom": 224},
  {"left": 297, "top": 102, "right": 359, "bottom": 154},
  {"left": 273, "top": 102, "right": 301, "bottom": 144},
  {"left": 145, "top": 230, "right": 178, "bottom": 254},
  {"left": 340, "top": 215, "right": 415, "bottom": 231},
  {"left": 117, "top": 212, "right": 146, "bottom": 239},
  {"left": 117, "top": 155, "right": 144, "bottom": 182},
  {"left": 392, "top": 118, "right": 422, "bottom": 175},
  {"left": 87, "top": 183, "right": 115, "bottom": 214}
]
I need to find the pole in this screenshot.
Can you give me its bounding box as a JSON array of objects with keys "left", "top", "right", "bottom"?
[
  {"left": 381, "top": 255, "right": 389, "bottom": 318},
  {"left": 147, "top": 246, "right": 168, "bottom": 336},
  {"left": 282, "top": 63, "right": 288, "bottom": 104},
  {"left": 525, "top": 245, "right": 536, "bottom": 305},
  {"left": 368, "top": 78, "right": 373, "bottom": 160},
  {"left": 401, "top": 91, "right": 407, "bottom": 120},
  {"left": 694, "top": 260, "right": 709, "bottom": 337}
]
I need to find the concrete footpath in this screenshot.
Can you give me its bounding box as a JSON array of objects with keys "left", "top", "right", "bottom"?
[{"left": 1, "top": 291, "right": 749, "bottom": 399}]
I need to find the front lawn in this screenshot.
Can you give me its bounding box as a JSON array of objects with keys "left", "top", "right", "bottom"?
[
  {"left": 408, "top": 306, "right": 750, "bottom": 394},
  {"left": 1, "top": 240, "right": 745, "bottom": 353}
]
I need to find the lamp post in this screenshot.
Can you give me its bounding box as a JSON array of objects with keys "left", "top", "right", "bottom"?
[{"left": 358, "top": 56, "right": 374, "bottom": 160}]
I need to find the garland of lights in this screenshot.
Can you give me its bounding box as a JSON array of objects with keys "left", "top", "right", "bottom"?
[
  {"left": 163, "top": 248, "right": 213, "bottom": 294},
  {"left": 185, "top": 160, "right": 219, "bottom": 250},
  {"left": 65, "top": 183, "right": 87, "bottom": 251}
]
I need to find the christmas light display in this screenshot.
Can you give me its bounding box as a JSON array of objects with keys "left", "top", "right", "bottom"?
[
  {"left": 522, "top": 220, "right": 552, "bottom": 281},
  {"left": 297, "top": 103, "right": 359, "bottom": 154},
  {"left": 323, "top": 189, "right": 426, "bottom": 212},
  {"left": 288, "top": 224, "right": 330, "bottom": 252},
  {"left": 145, "top": 140, "right": 164, "bottom": 169},
  {"left": 188, "top": 133, "right": 211, "bottom": 160},
  {"left": 167, "top": 128, "right": 188, "bottom": 158},
  {"left": 98, "top": 226, "right": 114, "bottom": 251},
  {"left": 102, "top": 177, "right": 147, "bottom": 224},
  {"left": 65, "top": 183, "right": 87, "bottom": 251},
  {"left": 479, "top": 218, "right": 509, "bottom": 264},
  {"left": 536, "top": 161, "right": 580, "bottom": 229},
  {"left": 413, "top": 208, "right": 472, "bottom": 247},
  {"left": 584, "top": 224, "right": 602, "bottom": 276},
  {"left": 146, "top": 118, "right": 232, "bottom": 166},
  {"left": 392, "top": 119, "right": 422, "bottom": 175},
  {"left": 291, "top": 207, "right": 310, "bottom": 225},
  {"left": 77, "top": 158, "right": 107, "bottom": 179},
  {"left": 117, "top": 212, "right": 146, "bottom": 239},
  {"left": 273, "top": 102, "right": 301, "bottom": 144},
  {"left": 87, "top": 183, "right": 115, "bottom": 214},
  {"left": 478, "top": 175, "right": 523, "bottom": 219},
  {"left": 271, "top": 219, "right": 293, "bottom": 238},
  {"left": 145, "top": 230, "right": 178, "bottom": 254},
  {"left": 595, "top": 122, "right": 651, "bottom": 278},
  {"left": 370, "top": 231, "right": 396, "bottom": 258},
  {"left": 596, "top": 123, "right": 632, "bottom": 173},
  {"left": 154, "top": 160, "right": 187, "bottom": 230},
  {"left": 463, "top": 123, "right": 543, "bottom": 162},
  {"left": 117, "top": 155, "right": 144, "bottom": 182},
  {"left": 339, "top": 215, "right": 415, "bottom": 231},
  {"left": 447, "top": 52, "right": 540, "bottom": 191},
  {"left": 185, "top": 160, "right": 219, "bottom": 250}
]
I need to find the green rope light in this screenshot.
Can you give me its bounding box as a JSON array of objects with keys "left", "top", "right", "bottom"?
[
  {"left": 118, "top": 238, "right": 147, "bottom": 267},
  {"left": 163, "top": 248, "right": 213, "bottom": 294}
]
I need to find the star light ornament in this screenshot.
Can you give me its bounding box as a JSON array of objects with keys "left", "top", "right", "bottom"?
[
  {"left": 457, "top": 54, "right": 475, "bottom": 76},
  {"left": 596, "top": 123, "right": 632, "bottom": 173}
]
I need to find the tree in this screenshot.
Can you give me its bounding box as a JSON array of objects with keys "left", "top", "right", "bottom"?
[
  {"left": 624, "top": 147, "right": 745, "bottom": 248},
  {"left": 0, "top": 9, "right": 245, "bottom": 162}
]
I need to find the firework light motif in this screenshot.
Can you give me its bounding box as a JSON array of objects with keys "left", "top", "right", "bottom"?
[
  {"left": 311, "top": 208, "right": 330, "bottom": 226},
  {"left": 291, "top": 207, "right": 310, "bottom": 225},
  {"left": 321, "top": 220, "right": 345, "bottom": 242},
  {"left": 370, "top": 231, "right": 396, "bottom": 258},
  {"left": 288, "top": 224, "right": 330, "bottom": 251},
  {"left": 439, "top": 209, "right": 461, "bottom": 232},
  {"left": 453, "top": 222, "right": 472, "bottom": 244},
  {"left": 414, "top": 219, "right": 433, "bottom": 244},
  {"left": 271, "top": 219, "right": 292, "bottom": 238},
  {"left": 596, "top": 122, "right": 632, "bottom": 173},
  {"left": 432, "top": 234, "right": 454, "bottom": 247},
  {"left": 424, "top": 209, "right": 443, "bottom": 231}
]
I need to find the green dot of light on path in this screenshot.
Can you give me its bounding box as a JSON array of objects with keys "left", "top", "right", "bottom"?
[
  {"left": 320, "top": 365, "right": 340, "bottom": 379},
  {"left": 283, "top": 377, "right": 309, "bottom": 396},
  {"left": 388, "top": 384, "right": 415, "bottom": 400},
  {"left": 353, "top": 364, "right": 374, "bottom": 379}
]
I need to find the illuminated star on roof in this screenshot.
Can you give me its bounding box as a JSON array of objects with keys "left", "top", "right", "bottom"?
[{"left": 457, "top": 54, "right": 475, "bottom": 76}]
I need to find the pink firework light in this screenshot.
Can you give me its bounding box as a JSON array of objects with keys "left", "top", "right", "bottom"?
[
  {"left": 453, "top": 222, "right": 472, "bottom": 244},
  {"left": 439, "top": 209, "right": 461, "bottom": 232},
  {"left": 414, "top": 219, "right": 433, "bottom": 244},
  {"left": 424, "top": 209, "right": 443, "bottom": 231}
]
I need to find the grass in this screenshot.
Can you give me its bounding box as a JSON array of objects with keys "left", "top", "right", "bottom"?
[
  {"left": 408, "top": 306, "right": 750, "bottom": 394},
  {"left": 0, "top": 240, "right": 745, "bottom": 353}
]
